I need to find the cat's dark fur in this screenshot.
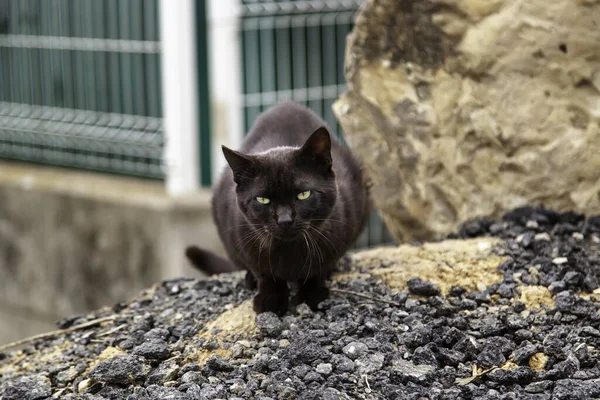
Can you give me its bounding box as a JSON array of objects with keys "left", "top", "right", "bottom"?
[{"left": 186, "top": 103, "right": 370, "bottom": 315}]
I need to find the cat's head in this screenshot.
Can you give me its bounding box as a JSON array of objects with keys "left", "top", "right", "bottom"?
[{"left": 222, "top": 127, "right": 337, "bottom": 241}]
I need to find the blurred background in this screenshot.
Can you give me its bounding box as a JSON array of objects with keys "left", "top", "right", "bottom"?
[{"left": 0, "top": 0, "right": 393, "bottom": 344}]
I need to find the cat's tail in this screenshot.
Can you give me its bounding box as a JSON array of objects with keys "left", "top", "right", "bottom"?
[{"left": 185, "top": 246, "right": 239, "bottom": 275}]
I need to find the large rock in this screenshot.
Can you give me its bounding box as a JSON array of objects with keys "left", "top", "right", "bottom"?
[{"left": 333, "top": 0, "right": 600, "bottom": 242}]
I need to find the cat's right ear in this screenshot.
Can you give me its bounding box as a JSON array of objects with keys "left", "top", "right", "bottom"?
[{"left": 222, "top": 146, "right": 254, "bottom": 184}]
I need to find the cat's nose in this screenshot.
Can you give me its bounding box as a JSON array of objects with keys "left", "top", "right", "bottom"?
[{"left": 276, "top": 213, "right": 293, "bottom": 229}]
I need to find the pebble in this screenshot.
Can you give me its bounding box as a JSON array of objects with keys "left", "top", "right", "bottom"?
[
  {"left": 342, "top": 341, "right": 368, "bottom": 360},
  {"left": 511, "top": 342, "right": 538, "bottom": 364},
  {"left": 554, "top": 353, "right": 580, "bottom": 378},
  {"left": 146, "top": 362, "right": 179, "bottom": 384},
  {"left": 535, "top": 232, "right": 551, "bottom": 241},
  {"left": 332, "top": 355, "right": 355, "bottom": 372},
  {"left": 133, "top": 340, "right": 171, "bottom": 360},
  {"left": 412, "top": 345, "right": 438, "bottom": 367},
  {"left": 356, "top": 352, "right": 385, "bottom": 374},
  {"left": 255, "top": 312, "right": 284, "bottom": 337},
  {"left": 180, "top": 371, "right": 205, "bottom": 385},
  {"left": 0, "top": 374, "right": 52, "bottom": 400},
  {"left": 89, "top": 355, "right": 145, "bottom": 384},
  {"left": 390, "top": 358, "right": 435, "bottom": 384},
  {"left": 406, "top": 277, "right": 441, "bottom": 296},
  {"left": 316, "top": 363, "right": 332, "bottom": 375}
]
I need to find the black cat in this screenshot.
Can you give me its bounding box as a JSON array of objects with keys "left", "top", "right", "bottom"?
[{"left": 186, "top": 103, "right": 370, "bottom": 315}]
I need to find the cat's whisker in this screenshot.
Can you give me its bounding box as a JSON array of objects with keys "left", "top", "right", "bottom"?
[
  {"left": 233, "top": 230, "right": 258, "bottom": 249},
  {"left": 310, "top": 218, "right": 356, "bottom": 230},
  {"left": 311, "top": 232, "right": 324, "bottom": 279},
  {"left": 257, "top": 231, "right": 266, "bottom": 264},
  {"left": 268, "top": 235, "right": 275, "bottom": 282},
  {"left": 221, "top": 222, "right": 263, "bottom": 235},
  {"left": 234, "top": 229, "right": 264, "bottom": 255},
  {"left": 304, "top": 232, "right": 314, "bottom": 284},
  {"left": 300, "top": 232, "right": 311, "bottom": 284},
  {"left": 306, "top": 230, "right": 323, "bottom": 279},
  {"left": 307, "top": 225, "right": 341, "bottom": 260},
  {"left": 312, "top": 224, "right": 349, "bottom": 255}
]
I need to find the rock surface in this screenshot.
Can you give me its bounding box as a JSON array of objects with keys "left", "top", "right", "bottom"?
[
  {"left": 1, "top": 207, "right": 600, "bottom": 399},
  {"left": 333, "top": 0, "right": 600, "bottom": 243}
]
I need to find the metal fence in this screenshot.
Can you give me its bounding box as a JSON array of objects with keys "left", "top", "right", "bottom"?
[
  {"left": 239, "top": 0, "right": 394, "bottom": 247},
  {"left": 0, "top": 0, "right": 165, "bottom": 178},
  {"left": 240, "top": 0, "right": 356, "bottom": 137}
]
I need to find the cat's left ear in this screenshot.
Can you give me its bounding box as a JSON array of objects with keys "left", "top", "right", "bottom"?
[
  {"left": 222, "top": 146, "right": 255, "bottom": 184},
  {"left": 297, "top": 127, "right": 332, "bottom": 172}
]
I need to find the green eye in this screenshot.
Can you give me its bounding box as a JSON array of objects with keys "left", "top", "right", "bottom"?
[
  {"left": 297, "top": 190, "right": 311, "bottom": 200},
  {"left": 256, "top": 197, "right": 270, "bottom": 204}
]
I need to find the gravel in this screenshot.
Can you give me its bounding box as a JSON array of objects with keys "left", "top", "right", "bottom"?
[{"left": 1, "top": 206, "right": 599, "bottom": 399}]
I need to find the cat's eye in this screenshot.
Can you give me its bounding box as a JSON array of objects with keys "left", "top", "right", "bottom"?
[
  {"left": 297, "top": 191, "right": 311, "bottom": 200},
  {"left": 256, "top": 197, "right": 270, "bottom": 204}
]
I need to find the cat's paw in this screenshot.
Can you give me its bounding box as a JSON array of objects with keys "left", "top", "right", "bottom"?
[
  {"left": 297, "top": 286, "right": 329, "bottom": 311},
  {"left": 253, "top": 293, "right": 289, "bottom": 316}
]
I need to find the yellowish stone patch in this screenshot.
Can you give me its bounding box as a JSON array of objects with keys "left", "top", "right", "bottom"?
[
  {"left": 502, "top": 360, "right": 518, "bottom": 370},
  {"left": 350, "top": 238, "right": 506, "bottom": 295},
  {"left": 201, "top": 300, "right": 257, "bottom": 339},
  {"left": 185, "top": 347, "right": 233, "bottom": 365},
  {"left": 187, "top": 300, "right": 258, "bottom": 366},
  {"left": 529, "top": 353, "right": 549, "bottom": 372},
  {"left": 518, "top": 285, "right": 555, "bottom": 309}
]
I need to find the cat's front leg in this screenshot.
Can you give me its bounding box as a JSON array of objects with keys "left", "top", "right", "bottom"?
[
  {"left": 253, "top": 276, "right": 289, "bottom": 316},
  {"left": 244, "top": 270, "right": 257, "bottom": 290},
  {"left": 296, "top": 276, "right": 329, "bottom": 311}
]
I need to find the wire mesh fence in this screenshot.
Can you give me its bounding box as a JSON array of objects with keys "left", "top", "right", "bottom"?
[
  {"left": 240, "top": 0, "right": 357, "bottom": 136},
  {"left": 239, "top": 0, "right": 394, "bottom": 247},
  {"left": 0, "top": 0, "right": 165, "bottom": 178}
]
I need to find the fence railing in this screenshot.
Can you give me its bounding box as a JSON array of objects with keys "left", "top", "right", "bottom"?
[
  {"left": 0, "top": 0, "right": 165, "bottom": 178},
  {"left": 240, "top": 0, "right": 359, "bottom": 138}
]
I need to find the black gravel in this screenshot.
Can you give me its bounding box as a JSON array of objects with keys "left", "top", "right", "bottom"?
[{"left": 1, "top": 206, "right": 599, "bottom": 399}]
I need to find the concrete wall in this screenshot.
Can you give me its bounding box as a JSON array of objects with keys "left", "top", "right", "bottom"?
[{"left": 0, "top": 161, "right": 224, "bottom": 345}]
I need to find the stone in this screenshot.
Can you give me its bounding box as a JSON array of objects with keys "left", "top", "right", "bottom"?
[
  {"left": 510, "top": 343, "right": 538, "bottom": 364},
  {"left": 146, "top": 362, "right": 179, "bottom": 385},
  {"left": 554, "top": 353, "right": 580, "bottom": 378},
  {"left": 407, "top": 277, "right": 441, "bottom": 296},
  {"left": 390, "top": 358, "right": 435, "bottom": 384},
  {"left": 342, "top": 341, "right": 369, "bottom": 360},
  {"left": 286, "top": 336, "right": 328, "bottom": 365},
  {"left": 333, "top": 0, "right": 600, "bottom": 242},
  {"left": 356, "top": 352, "right": 385, "bottom": 374},
  {"left": 412, "top": 345, "right": 439, "bottom": 367},
  {"left": 316, "top": 363, "right": 333, "bottom": 375},
  {"left": 89, "top": 354, "right": 146, "bottom": 385},
  {"left": 0, "top": 373, "right": 51, "bottom": 400},
  {"left": 133, "top": 340, "right": 171, "bottom": 360},
  {"left": 332, "top": 355, "right": 356, "bottom": 372},
  {"left": 255, "top": 312, "right": 284, "bottom": 338}
]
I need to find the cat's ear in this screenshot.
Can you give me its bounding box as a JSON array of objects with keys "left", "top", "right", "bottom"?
[
  {"left": 222, "top": 146, "right": 255, "bottom": 183},
  {"left": 298, "top": 127, "right": 332, "bottom": 172}
]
